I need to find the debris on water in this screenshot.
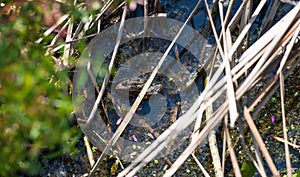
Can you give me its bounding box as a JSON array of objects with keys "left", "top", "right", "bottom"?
[
  {"left": 148, "top": 132, "right": 155, "bottom": 139},
  {"left": 163, "top": 165, "right": 168, "bottom": 171},
  {"left": 271, "top": 115, "right": 275, "bottom": 124},
  {"left": 132, "top": 135, "right": 138, "bottom": 142},
  {"left": 116, "top": 117, "right": 122, "bottom": 125},
  {"left": 130, "top": 151, "right": 137, "bottom": 156}
]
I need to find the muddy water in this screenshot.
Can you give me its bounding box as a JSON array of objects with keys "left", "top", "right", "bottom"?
[{"left": 38, "top": 0, "right": 300, "bottom": 176}]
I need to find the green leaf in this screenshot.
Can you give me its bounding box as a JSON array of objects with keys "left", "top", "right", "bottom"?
[
  {"left": 296, "top": 169, "right": 300, "bottom": 177},
  {"left": 241, "top": 161, "right": 256, "bottom": 177}
]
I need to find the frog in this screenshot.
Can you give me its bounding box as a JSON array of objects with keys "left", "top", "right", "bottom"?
[
  {"left": 114, "top": 76, "right": 164, "bottom": 99},
  {"left": 113, "top": 66, "right": 206, "bottom": 99}
]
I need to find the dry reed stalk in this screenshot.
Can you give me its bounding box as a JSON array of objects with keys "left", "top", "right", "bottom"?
[
  {"left": 219, "top": 0, "right": 239, "bottom": 127},
  {"left": 50, "top": 0, "right": 300, "bottom": 176},
  {"left": 251, "top": 132, "right": 268, "bottom": 177},
  {"left": 228, "top": 0, "right": 267, "bottom": 58},
  {"left": 119, "top": 2, "right": 300, "bottom": 176},
  {"left": 273, "top": 136, "right": 300, "bottom": 150},
  {"left": 261, "top": 0, "right": 280, "bottom": 34},
  {"left": 84, "top": 136, "right": 95, "bottom": 167},
  {"left": 89, "top": 5, "right": 127, "bottom": 176},
  {"left": 49, "top": 21, "right": 69, "bottom": 48},
  {"left": 279, "top": 72, "right": 292, "bottom": 177},
  {"left": 191, "top": 153, "right": 210, "bottom": 177},
  {"left": 227, "top": 0, "right": 250, "bottom": 30},
  {"left": 61, "top": 14, "right": 74, "bottom": 67},
  {"left": 225, "top": 125, "right": 241, "bottom": 177},
  {"left": 205, "top": 66, "right": 222, "bottom": 177},
  {"left": 237, "top": 118, "right": 267, "bottom": 176},
  {"left": 36, "top": 14, "right": 70, "bottom": 43},
  {"left": 221, "top": 116, "right": 227, "bottom": 174},
  {"left": 243, "top": 107, "right": 280, "bottom": 176}
]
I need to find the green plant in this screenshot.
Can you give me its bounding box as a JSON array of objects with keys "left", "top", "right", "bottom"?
[{"left": 0, "top": 1, "right": 79, "bottom": 176}]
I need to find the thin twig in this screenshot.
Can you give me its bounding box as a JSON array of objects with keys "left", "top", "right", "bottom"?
[
  {"left": 89, "top": 5, "right": 128, "bottom": 176},
  {"left": 273, "top": 136, "right": 300, "bottom": 150},
  {"left": 192, "top": 153, "right": 210, "bottom": 177},
  {"left": 237, "top": 118, "right": 267, "bottom": 176},
  {"left": 62, "top": 12, "right": 74, "bottom": 67},
  {"left": 219, "top": 0, "right": 239, "bottom": 127},
  {"left": 206, "top": 76, "right": 222, "bottom": 177},
  {"left": 36, "top": 14, "right": 70, "bottom": 43},
  {"left": 225, "top": 126, "right": 241, "bottom": 177},
  {"left": 261, "top": 0, "right": 280, "bottom": 34},
  {"left": 84, "top": 136, "right": 95, "bottom": 167},
  {"left": 243, "top": 106, "right": 280, "bottom": 177},
  {"left": 228, "top": 0, "right": 267, "bottom": 58},
  {"left": 279, "top": 71, "right": 292, "bottom": 177}
]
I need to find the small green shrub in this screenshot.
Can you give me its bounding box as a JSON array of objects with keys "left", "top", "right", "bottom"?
[{"left": 0, "top": 1, "right": 79, "bottom": 176}]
